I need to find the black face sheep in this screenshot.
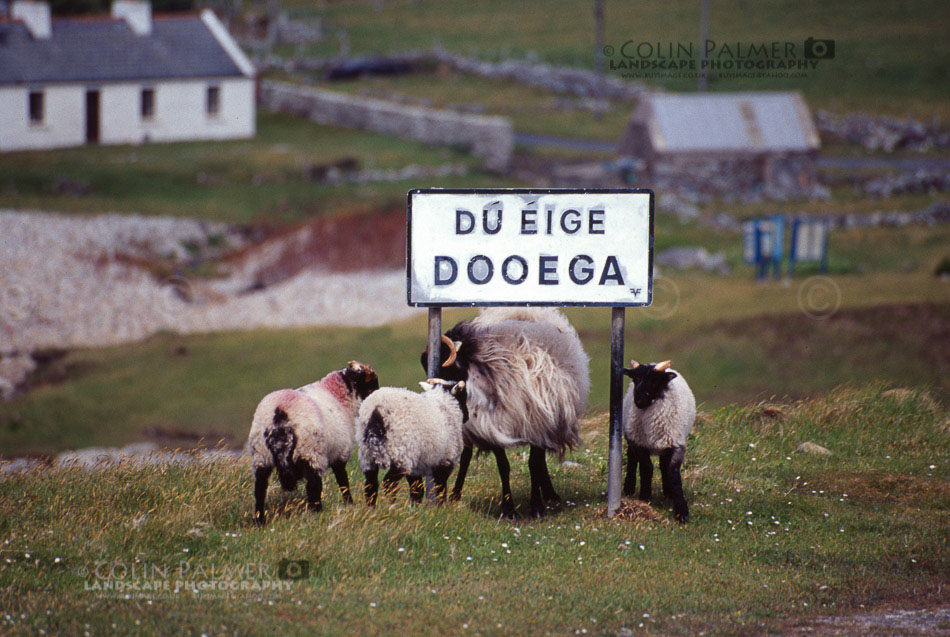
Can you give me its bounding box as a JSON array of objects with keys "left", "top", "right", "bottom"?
[
  {"left": 622, "top": 359, "right": 696, "bottom": 523},
  {"left": 423, "top": 308, "right": 590, "bottom": 518},
  {"left": 247, "top": 360, "right": 379, "bottom": 526},
  {"left": 358, "top": 378, "right": 467, "bottom": 506}
]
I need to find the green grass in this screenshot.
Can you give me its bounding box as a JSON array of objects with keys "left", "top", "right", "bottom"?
[
  {"left": 0, "top": 385, "right": 946, "bottom": 633},
  {"left": 1, "top": 252, "right": 946, "bottom": 456},
  {"left": 0, "top": 112, "right": 499, "bottom": 224},
  {"left": 282, "top": 0, "right": 950, "bottom": 121},
  {"left": 272, "top": 69, "right": 634, "bottom": 142}
]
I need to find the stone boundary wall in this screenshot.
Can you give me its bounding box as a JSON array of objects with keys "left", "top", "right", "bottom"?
[
  {"left": 262, "top": 49, "right": 649, "bottom": 103},
  {"left": 258, "top": 80, "right": 513, "bottom": 172}
]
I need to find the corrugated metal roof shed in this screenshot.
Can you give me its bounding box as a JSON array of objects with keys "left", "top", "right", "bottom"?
[
  {"left": 641, "top": 92, "right": 820, "bottom": 153},
  {"left": 0, "top": 15, "right": 244, "bottom": 84}
]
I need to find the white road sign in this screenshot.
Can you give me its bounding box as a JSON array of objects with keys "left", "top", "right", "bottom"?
[{"left": 407, "top": 189, "right": 654, "bottom": 307}]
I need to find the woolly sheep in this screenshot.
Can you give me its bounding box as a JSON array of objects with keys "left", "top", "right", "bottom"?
[
  {"left": 247, "top": 361, "right": 379, "bottom": 525},
  {"left": 622, "top": 359, "right": 696, "bottom": 523},
  {"left": 424, "top": 307, "right": 590, "bottom": 518},
  {"left": 357, "top": 378, "right": 467, "bottom": 505}
]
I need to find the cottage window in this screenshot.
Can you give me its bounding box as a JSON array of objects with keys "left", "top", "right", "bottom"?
[
  {"left": 206, "top": 85, "right": 220, "bottom": 116},
  {"left": 28, "top": 90, "right": 44, "bottom": 124},
  {"left": 141, "top": 88, "right": 155, "bottom": 119}
]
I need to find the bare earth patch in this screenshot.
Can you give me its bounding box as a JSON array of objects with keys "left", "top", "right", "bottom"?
[
  {"left": 0, "top": 209, "right": 421, "bottom": 355},
  {"left": 789, "top": 605, "right": 950, "bottom": 634},
  {"left": 803, "top": 470, "right": 950, "bottom": 507}
]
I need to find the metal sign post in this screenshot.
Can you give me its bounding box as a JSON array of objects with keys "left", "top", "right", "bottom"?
[
  {"left": 606, "top": 306, "right": 625, "bottom": 516},
  {"left": 424, "top": 307, "right": 442, "bottom": 500},
  {"left": 407, "top": 188, "right": 653, "bottom": 517},
  {"left": 425, "top": 307, "right": 442, "bottom": 379}
]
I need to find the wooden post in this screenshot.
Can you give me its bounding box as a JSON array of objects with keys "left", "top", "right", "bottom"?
[
  {"left": 606, "top": 306, "right": 625, "bottom": 517},
  {"left": 424, "top": 307, "right": 442, "bottom": 500}
]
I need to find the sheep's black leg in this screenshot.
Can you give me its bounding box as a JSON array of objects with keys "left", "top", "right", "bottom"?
[
  {"left": 450, "top": 444, "right": 473, "bottom": 502},
  {"left": 364, "top": 468, "right": 379, "bottom": 507},
  {"left": 407, "top": 474, "right": 425, "bottom": 504},
  {"left": 659, "top": 449, "right": 673, "bottom": 499},
  {"left": 528, "top": 446, "right": 546, "bottom": 518},
  {"left": 623, "top": 443, "right": 637, "bottom": 497},
  {"left": 432, "top": 465, "right": 452, "bottom": 504},
  {"left": 634, "top": 445, "right": 653, "bottom": 502},
  {"left": 254, "top": 466, "right": 272, "bottom": 526},
  {"left": 331, "top": 460, "right": 353, "bottom": 504},
  {"left": 303, "top": 465, "right": 323, "bottom": 512},
  {"left": 493, "top": 447, "right": 516, "bottom": 519},
  {"left": 531, "top": 445, "right": 561, "bottom": 506},
  {"left": 382, "top": 468, "right": 403, "bottom": 501},
  {"left": 660, "top": 446, "right": 689, "bottom": 523}
]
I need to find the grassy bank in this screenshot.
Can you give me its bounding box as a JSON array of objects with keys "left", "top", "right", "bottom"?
[{"left": 0, "top": 386, "right": 946, "bottom": 633}]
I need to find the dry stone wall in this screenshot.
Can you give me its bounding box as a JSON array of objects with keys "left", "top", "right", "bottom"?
[{"left": 259, "top": 80, "right": 514, "bottom": 172}]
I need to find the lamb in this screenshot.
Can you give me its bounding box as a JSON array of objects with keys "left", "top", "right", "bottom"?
[
  {"left": 247, "top": 360, "right": 379, "bottom": 525},
  {"left": 357, "top": 378, "right": 467, "bottom": 505},
  {"left": 424, "top": 307, "right": 590, "bottom": 518},
  {"left": 622, "top": 359, "right": 696, "bottom": 523}
]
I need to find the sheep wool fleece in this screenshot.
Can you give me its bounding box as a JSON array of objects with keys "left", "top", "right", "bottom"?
[
  {"left": 357, "top": 387, "right": 464, "bottom": 475},
  {"left": 622, "top": 371, "right": 696, "bottom": 451},
  {"left": 248, "top": 371, "right": 359, "bottom": 474}
]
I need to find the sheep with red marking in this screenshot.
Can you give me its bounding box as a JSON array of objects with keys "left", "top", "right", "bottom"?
[
  {"left": 622, "top": 359, "right": 696, "bottom": 523},
  {"left": 247, "top": 361, "right": 378, "bottom": 525}
]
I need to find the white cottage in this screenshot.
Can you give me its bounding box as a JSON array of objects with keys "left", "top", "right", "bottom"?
[{"left": 0, "top": 0, "right": 255, "bottom": 151}]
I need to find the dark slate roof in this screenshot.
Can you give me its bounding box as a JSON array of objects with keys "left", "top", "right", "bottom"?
[{"left": 0, "top": 15, "right": 244, "bottom": 84}]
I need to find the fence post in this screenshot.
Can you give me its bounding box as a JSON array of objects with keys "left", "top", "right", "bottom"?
[{"left": 606, "top": 306, "right": 626, "bottom": 517}]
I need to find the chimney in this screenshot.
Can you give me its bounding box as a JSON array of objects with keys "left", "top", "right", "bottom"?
[
  {"left": 11, "top": 1, "right": 51, "bottom": 39},
  {"left": 112, "top": 0, "right": 151, "bottom": 36}
]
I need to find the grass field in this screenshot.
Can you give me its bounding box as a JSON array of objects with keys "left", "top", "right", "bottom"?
[
  {"left": 272, "top": 69, "right": 635, "bottom": 142},
  {"left": 1, "top": 250, "right": 946, "bottom": 457},
  {"left": 0, "top": 112, "right": 497, "bottom": 224},
  {"left": 1, "top": 2, "right": 947, "bottom": 629},
  {"left": 0, "top": 385, "right": 946, "bottom": 633},
  {"left": 282, "top": 0, "right": 950, "bottom": 121}
]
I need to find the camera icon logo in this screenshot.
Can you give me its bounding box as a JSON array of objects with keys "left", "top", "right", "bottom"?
[
  {"left": 277, "top": 559, "right": 310, "bottom": 581},
  {"left": 804, "top": 37, "right": 835, "bottom": 59}
]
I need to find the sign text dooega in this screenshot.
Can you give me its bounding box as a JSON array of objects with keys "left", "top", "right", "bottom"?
[{"left": 408, "top": 189, "right": 654, "bottom": 307}]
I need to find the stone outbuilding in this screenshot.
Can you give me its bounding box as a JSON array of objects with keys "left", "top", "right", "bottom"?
[{"left": 619, "top": 91, "right": 820, "bottom": 194}]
